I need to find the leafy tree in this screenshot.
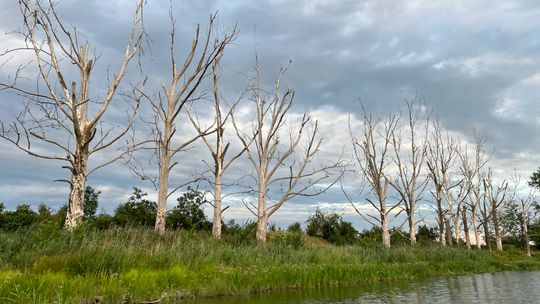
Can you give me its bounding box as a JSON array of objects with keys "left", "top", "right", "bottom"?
[
  {"left": 529, "top": 168, "right": 540, "bottom": 189},
  {"left": 84, "top": 186, "right": 101, "bottom": 219},
  {"left": 287, "top": 222, "right": 303, "bottom": 233},
  {"left": 167, "top": 187, "right": 210, "bottom": 230},
  {"left": 114, "top": 188, "right": 156, "bottom": 227},
  {"left": 1, "top": 204, "right": 38, "bottom": 231},
  {"left": 306, "top": 208, "right": 358, "bottom": 245},
  {"left": 416, "top": 225, "right": 437, "bottom": 243}
]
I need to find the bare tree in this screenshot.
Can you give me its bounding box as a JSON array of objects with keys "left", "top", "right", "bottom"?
[
  {"left": 0, "top": 0, "right": 144, "bottom": 229},
  {"left": 426, "top": 121, "right": 458, "bottom": 246},
  {"left": 134, "top": 13, "right": 237, "bottom": 235},
  {"left": 187, "top": 53, "right": 246, "bottom": 239},
  {"left": 350, "top": 108, "right": 399, "bottom": 248},
  {"left": 233, "top": 63, "right": 340, "bottom": 246},
  {"left": 483, "top": 169, "right": 508, "bottom": 251},
  {"left": 443, "top": 141, "right": 473, "bottom": 245},
  {"left": 460, "top": 132, "right": 490, "bottom": 249},
  {"left": 388, "top": 101, "right": 429, "bottom": 245},
  {"left": 509, "top": 172, "right": 537, "bottom": 256}
]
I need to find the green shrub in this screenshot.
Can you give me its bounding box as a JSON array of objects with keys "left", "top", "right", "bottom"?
[
  {"left": 0, "top": 204, "right": 38, "bottom": 231},
  {"left": 114, "top": 188, "right": 156, "bottom": 227},
  {"left": 306, "top": 208, "right": 358, "bottom": 245}
]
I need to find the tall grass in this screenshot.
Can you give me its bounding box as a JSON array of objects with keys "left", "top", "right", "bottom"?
[{"left": 0, "top": 226, "right": 539, "bottom": 303}]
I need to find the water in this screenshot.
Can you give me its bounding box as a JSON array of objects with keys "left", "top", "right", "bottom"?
[{"left": 190, "top": 271, "right": 540, "bottom": 303}]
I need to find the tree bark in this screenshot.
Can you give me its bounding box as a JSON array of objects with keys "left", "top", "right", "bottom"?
[
  {"left": 522, "top": 213, "right": 531, "bottom": 257},
  {"left": 471, "top": 205, "right": 481, "bottom": 249},
  {"left": 381, "top": 204, "right": 391, "bottom": 248},
  {"left": 212, "top": 171, "right": 223, "bottom": 239},
  {"left": 492, "top": 203, "right": 503, "bottom": 251},
  {"left": 436, "top": 194, "right": 446, "bottom": 246},
  {"left": 462, "top": 206, "right": 471, "bottom": 250},
  {"left": 64, "top": 148, "right": 88, "bottom": 230},
  {"left": 155, "top": 118, "right": 173, "bottom": 235},
  {"left": 445, "top": 218, "right": 453, "bottom": 246}
]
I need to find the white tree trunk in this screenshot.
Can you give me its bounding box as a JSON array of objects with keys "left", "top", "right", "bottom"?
[
  {"left": 64, "top": 150, "right": 88, "bottom": 230},
  {"left": 212, "top": 172, "right": 223, "bottom": 239}
]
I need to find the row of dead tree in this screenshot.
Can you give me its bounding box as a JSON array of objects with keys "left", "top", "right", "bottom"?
[{"left": 0, "top": 1, "right": 536, "bottom": 251}]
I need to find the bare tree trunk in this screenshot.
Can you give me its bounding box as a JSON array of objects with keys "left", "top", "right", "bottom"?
[
  {"left": 382, "top": 210, "right": 391, "bottom": 248},
  {"left": 492, "top": 207, "right": 503, "bottom": 251},
  {"left": 256, "top": 170, "right": 268, "bottom": 246},
  {"left": 522, "top": 212, "right": 531, "bottom": 257},
  {"left": 452, "top": 212, "right": 461, "bottom": 244},
  {"left": 64, "top": 149, "right": 88, "bottom": 230},
  {"left": 462, "top": 206, "right": 471, "bottom": 250},
  {"left": 436, "top": 195, "right": 446, "bottom": 246},
  {"left": 446, "top": 217, "right": 453, "bottom": 246},
  {"left": 155, "top": 148, "right": 171, "bottom": 235},
  {"left": 481, "top": 216, "right": 491, "bottom": 250},
  {"left": 471, "top": 205, "right": 481, "bottom": 249},
  {"left": 212, "top": 172, "right": 223, "bottom": 239}
]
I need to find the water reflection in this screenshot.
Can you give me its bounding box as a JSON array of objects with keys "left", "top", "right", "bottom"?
[{"left": 190, "top": 271, "right": 540, "bottom": 304}]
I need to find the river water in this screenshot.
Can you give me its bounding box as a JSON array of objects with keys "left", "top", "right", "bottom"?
[{"left": 190, "top": 271, "right": 540, "bottom": 303}]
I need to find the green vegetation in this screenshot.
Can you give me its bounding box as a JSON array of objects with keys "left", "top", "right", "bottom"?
[{"left": 0, "top": 226, "right": 539, "bottom": 303}]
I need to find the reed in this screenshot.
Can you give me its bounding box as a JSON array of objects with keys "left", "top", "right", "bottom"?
[{"left": 0, "top": 227, "right": 538, "bottom": 303}]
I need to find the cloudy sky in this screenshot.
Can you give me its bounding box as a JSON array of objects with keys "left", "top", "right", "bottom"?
[{"left": 1, "top": 0, "right": 539, "bottom": 229}]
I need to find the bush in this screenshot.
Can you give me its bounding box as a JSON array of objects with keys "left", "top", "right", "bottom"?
[
  {"left": 306, "top": 208, "right": 358, "bottom": 245},
  {"left": 114, "top": 188, "right": 156, "bottom": 227},
  {"left": 416, "top": 225, "right": 437, "bottom": 243},
  {"left": 84, "top": 186, "right": 100, "bottom": 219},
  {"left": 222, "top": 220, "right": 257, "bottom": 245},
  {"left": 167, "top": 187, "right": 211, "bottom": 231},
  {"left": 0, "top": 204, "right": 38, "bottom": 231},
  {"left": 287, "top": 222, "right": 303, "bottom": 233},
  {"left": 268, "top": 230, "right": 303, "bottom": 249}
]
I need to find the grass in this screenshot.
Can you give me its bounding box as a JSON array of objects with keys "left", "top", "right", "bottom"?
[{"left": 0, "top": 226, "right": 539, "bottom": 303}]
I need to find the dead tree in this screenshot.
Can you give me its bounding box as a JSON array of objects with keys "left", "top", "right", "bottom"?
[
  {"left": 388, "top": 101, "right": 429, "bottom": 245},
  {"left": 426, "top": 121, "right": 458, "bottom": 246},
  {"left": 460, "top": 132, "right": 490, "bottom": 249},
  {"left": 187, "top": 53, "right": 246, "bottom": 240},
  {"left": 0, "top": 0, "right": 144, "bottom": 229},
  {"left": 483, "top": 169, "right": 508, "bottom": 251},
  {"left": 350, "top": 108, "right": 399, "bottom": 248},
  {"left": 135, "top": 13, "right": 236, "bottom": 235},
  {"left": 510, "top": 172, "right": 537, "bottom": 256},
  {"left": 232, "top": 63, "right": 340, "bottom": 246},
  {"left": 443, "top": 141, "right": 473, "bottom": 245}
]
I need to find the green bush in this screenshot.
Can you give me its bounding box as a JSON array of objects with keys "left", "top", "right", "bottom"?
[
  {"left": 167, "top": 187, "right": 211, "bottom": 231},
  {"left": 268, "top": 230, "right": 303, "bottom": 249},
  {"left": 114, "top": 188, "right": 156, "bottom": 227},
  {"left": 306, "top": 208, "right": 358, "bottom": 245},
  {"left": 0, "top": 203, "right": 38, "bottom": 231}
]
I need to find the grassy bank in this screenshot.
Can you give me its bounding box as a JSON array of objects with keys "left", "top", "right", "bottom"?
[{"left": 0, "top": 227, "right": 539, "bottom": 303}]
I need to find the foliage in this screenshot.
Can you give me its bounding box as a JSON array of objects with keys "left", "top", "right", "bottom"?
[
  {"left": 84, "top": 186, "right": 100, "bottom": 219},
  {"left": 287, "top": 222, "right": 303, "bottom": 233},
  {"left": 416, "top": 225, "right": 437, "bottom": 243},
  {"left": 0, "top": 204, "right": 38, "bottom": 231},
  {"left": 167, "top": 187, "right": 211, "bottom": 230},
  {"left": 222, "top": 220, "right": 257, "bottom": 245},
  {"left": 268, "top": 230, "right": 303, "bottom": 249},
  {"left": 529, "top": 168, "right": 540, "bottom": 189},
  {"left": 114, "top": 188, "right": 156, "bottom": 227},
  {"left": 306, "top": 208, "right": 358, "bottom": 245}
]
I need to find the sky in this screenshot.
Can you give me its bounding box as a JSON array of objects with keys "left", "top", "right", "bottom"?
[{"left": 1, "top": 0, "right": 540, "bottom": 230}]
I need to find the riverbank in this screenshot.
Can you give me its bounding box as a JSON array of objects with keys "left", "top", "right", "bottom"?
[{"left": 1, "top": 227, "right": 538, "bottom": 303}]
